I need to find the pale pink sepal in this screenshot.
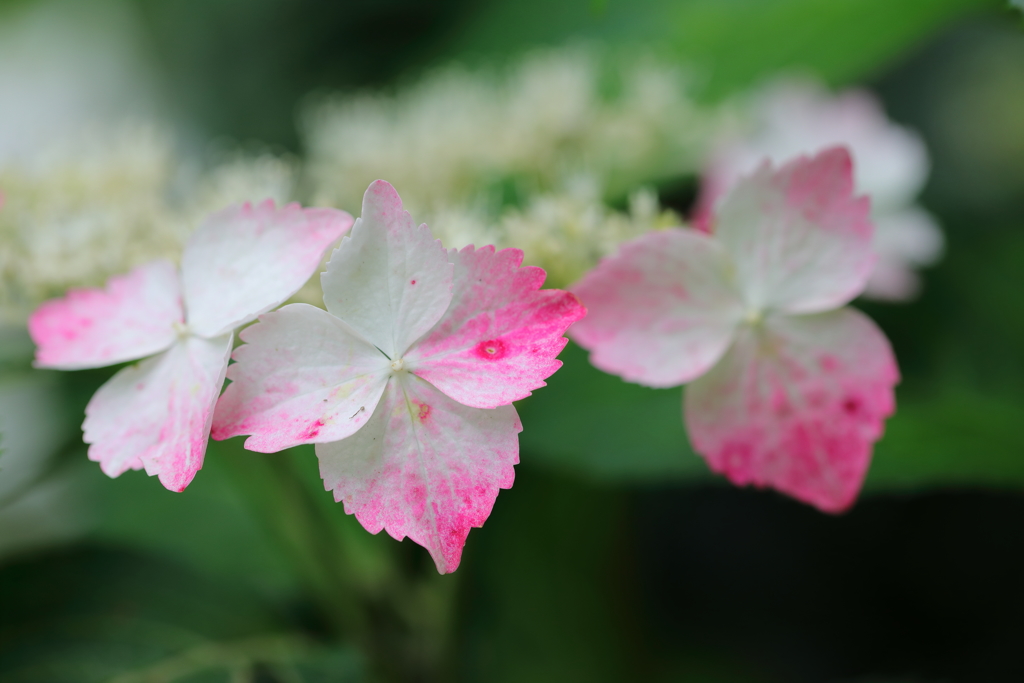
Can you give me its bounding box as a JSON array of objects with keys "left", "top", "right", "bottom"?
[
  {"left": 29, "top": 260, "right": 182, "bottom": 370},
  {"left": 715, "top": 148, "right": 875, "bottom": 314},
  {"left": 212, "top": 304, "right": 390, "bottom": 451},
  {"left": 317, "top": 374, "right": 520, "bottom": 574},
  {"left": 570, "top": 229, "right": 744, "bottom": 387},
  {"left": 83, "top": 334, "right": 233, "bottom": 492},
  {"left": 408, "top": 246, "right": 586, "bottom": 408},
  {"left": 182, "top": 200, "right": 353, "bottom": 339},
  {"left": 684, "top": 308, "right": 899, "bottom": 512},
  {"left": 321, "top": 180, "right": 454, "bottom": 360}
]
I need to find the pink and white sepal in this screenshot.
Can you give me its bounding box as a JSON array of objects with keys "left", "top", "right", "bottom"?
[
  {"left": 213, "top": 180, "right": 587, "bottom": 573},
  {"left": 28, "top": 201, "right": 353, "bottom": 492},
  {"left": 571, "top": 147, "right": 900, "bottom": 513}
]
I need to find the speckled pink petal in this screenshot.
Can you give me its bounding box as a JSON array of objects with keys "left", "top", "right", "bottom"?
[
  {"left": 182, "top": 200, "right": 353, "bottom": 338},
  {"left": 83, "top": 334, "right": 233, "bottom": 492},
  {"left": 406, "top": 246, "right": 585, "bottom": 408},
  {"left": 212, "top": 304, "right": 390, "bottom": 452},
  {"left": 715, "top": 148, "right": 875, "bottom": 314},
  {"left": 29, "top": 260, "right": 181, "bottom": 370},
  {"left": 570, "top": 229, "right": 745, "bottom": 388},
  {"left": 317, "top": 373, "right": 521, "bottom": 574},
  {"left": 684, "top": 308, "right": 899, "bottom": 512},
  {"left": 321, "top": 180, "right": 454, "bottom": 360}
]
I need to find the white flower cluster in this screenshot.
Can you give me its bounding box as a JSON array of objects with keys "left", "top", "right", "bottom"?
[
  {"left": 302, "top": 47, "right": 712, "bottom": 278},
  {"left": 0, "top": 126, "right": 179, "bottom": 322},
  {"left": 500, "top": 181, "right": 680, "bottom": 288},
  {"left": 0, "top": 126, "right": 295, "bottom": 323}
]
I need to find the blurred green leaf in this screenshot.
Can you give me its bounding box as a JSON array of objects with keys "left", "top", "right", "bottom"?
[
  {"left": 518, "top": 342, "right": 708, "bottom": 482},
  {"left": 460, "top": 471, "right": 633, "bottom": 682},
  {"left": 868, "top": 390, "right": 1024, "bottom": 489},
  {"left": 450, "top": 0, "right": 1000, "bottom": 96},
  {"left": 84, "top": 447, "right": 299, "bottom": 595},
  {"left": 0, "top": 547, "right": 363, "bottom": 683}
]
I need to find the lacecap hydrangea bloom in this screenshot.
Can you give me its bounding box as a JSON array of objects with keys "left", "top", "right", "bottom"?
[
  {"left": 213, "top": 181, "right": 586, "bottom": 573},
  {"left": 696, "top": 77, "right": 943, "bottom": 302},
  {"left": 28, "top": 202, "right": 352, "bottom": 491},
  {"left": 572, "top": 148, "right": 899, "bottom": 512},
  {"left": 303, "top": 47, "right": 712, "bottom": 247}
]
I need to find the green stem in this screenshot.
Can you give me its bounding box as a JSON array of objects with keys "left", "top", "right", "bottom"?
[{"left": 218, "top": 443, "right": 459, "bottom": 682}]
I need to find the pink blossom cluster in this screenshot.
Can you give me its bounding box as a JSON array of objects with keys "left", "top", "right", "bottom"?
[
  {"left": 573, "top": 148, "right": 899, "bottom": 512},
  {"left": 30, "top": 151, "right": 900, "bottom": 571},
  {"left": 29, "top": 181, "right": 585, "bottom": 573}
]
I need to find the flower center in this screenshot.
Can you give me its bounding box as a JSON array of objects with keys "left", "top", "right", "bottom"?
[
  {"left": 172, "top": 321, "right": 191, "bottom": 339},
  {"left": 743, "top": 308, "right": 763, "bottom": 326},
  {"left": 390, "top": 358, "right": 405, "bottom": 373}
]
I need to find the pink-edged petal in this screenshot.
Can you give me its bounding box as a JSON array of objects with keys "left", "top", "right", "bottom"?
[
  {"left": 317, "top": 373, "right": 520, "bottom": 574},
  {"left": 212, "top": 304, "right": 391, "bottom": 452},
  {"left": 569, "top": 229, "right": 744, "bottom": 388},
  {"left": 182, "top": 200, "right": 353, "bottom": 338},
  {"left": 405, "top": 246, "right": 586, "bottom": 408},
  {"left": 684, "top": 308, "right": 899, "bottom": 513},
  {"left": 82, "top": 334, "right": 233, "bottom": 492},
  {"left": 715, "top": 147, "right": 875, "bottom": 314},
  {"left": 321, "top": 180, "right": 454, "bottom": 360},
  {"left": 29, "top": 260, "right": 181, "bottom": 369}
]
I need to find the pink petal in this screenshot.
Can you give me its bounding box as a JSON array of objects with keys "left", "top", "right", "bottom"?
[
  {"left": 570, "top": 229, "right": 745, "bottom": 388},
  {"left": 321, "top": 180, "right": 454, "bottom": 360},
  {"left": 684, "top": 308, "right": 899, "bottom": 512},
  {"left": 715, "top": 147, "right": 875, "bottom": 314},
  {"left": 317, "top": 373, "right": 521, "bottom": 574},
  {"left": 212, "top": 304, "right": 390, "bottom": 452},
  {"left": 83, "top": 334, "right": 233, "bottom": 492},
  {"left": 406, "top": 246, "right": 586, "bottom": 408},
  {"left": 28, "top": 260, "right": 182, "bottom": 370},
  {"left": 182, "top": 200, "right": 353, "bottom": 338}
]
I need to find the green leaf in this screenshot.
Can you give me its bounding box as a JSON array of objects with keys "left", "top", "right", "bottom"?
[
  {"left": 867, "top": 389, "right": 1024, "bottom": 490},
  {"left": 448, "top": 0, "right": 1000, "bottom": 96},
  {"left": 83, "top": 448, "right": 300, "bottom": 594},
  {"left": 0, "top": 547, "right": 364, "bottom": 683},
  {"left": 517, "top": 342, "right": 709, "bottom": 482}
]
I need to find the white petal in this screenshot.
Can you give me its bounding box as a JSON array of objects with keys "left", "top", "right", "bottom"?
[
  {"left": 29, "top": 261, "right": 181, "bottom": 369},
  {"left": 863, "top": 207, "right": 944, "bottom": 301},
  {"left": 706, "top": 78, "right": 930, "bottom": 213},
  {"left": 321, "top": 181, "right": 453, "bottom": 359},
  {"left": 212, "top": 304, "right": 390, "bottom": 452},
  {"left": 570, "top": 229, "right": 744, "bottom": 387},
  {"left": 715, "top": 148, "right": 875, "bottom": 314},
  {"left": 182, "top": 200, "right": 353, "bottom": 338},
  {"left": 317, "top": 373, "right": 520, "bottom": 574},
  {"left": 83, "top": 334, "right": 233, "bottom": 492}
]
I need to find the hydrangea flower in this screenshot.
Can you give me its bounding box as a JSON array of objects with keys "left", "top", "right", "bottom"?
[
  {"left": 572, "top": 149, "right": 899, "bottom": 512},
  {"left": 28, "top": 201, "right": 352, "bottom": 491},
  {"left": 213, "top": 181, "right": 586, "bottom": 573},
  {"left": 695, "top": 77, "right": 943, "bottom": 301}
]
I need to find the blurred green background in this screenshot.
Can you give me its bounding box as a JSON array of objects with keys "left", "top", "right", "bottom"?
[{"left": 2, "top": 0, "right": 1024, "bottom": 681}]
